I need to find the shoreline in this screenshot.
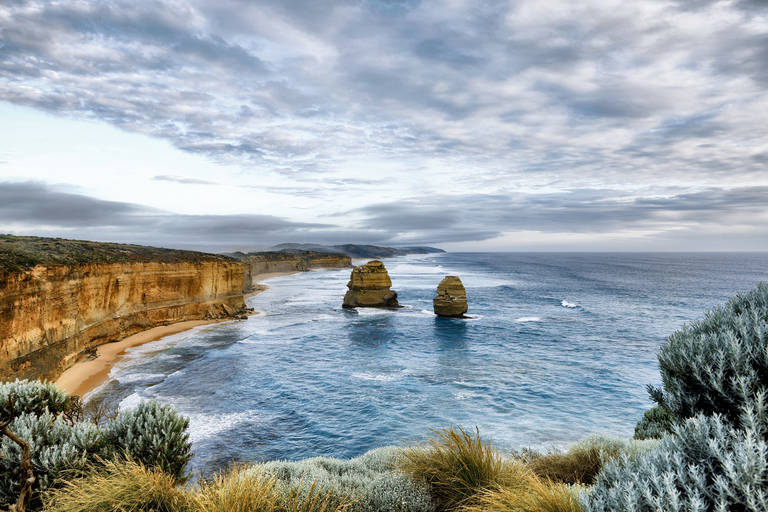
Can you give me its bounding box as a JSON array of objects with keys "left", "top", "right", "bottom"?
[
  {"left": 56, "top": 271, "right": 299, "bottom": 397},
  {"left": 55, "top": 319, "right": 226, "bottom": 397}
]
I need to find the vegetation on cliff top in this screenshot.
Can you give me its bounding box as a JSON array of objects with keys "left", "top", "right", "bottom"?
[{"left": 0, "top": 235, "right": 237, "bottom": 274}]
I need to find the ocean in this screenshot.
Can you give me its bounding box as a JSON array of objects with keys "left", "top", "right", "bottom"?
[{"left": 85, "top": 252, "right": 768, "bottom": 474}]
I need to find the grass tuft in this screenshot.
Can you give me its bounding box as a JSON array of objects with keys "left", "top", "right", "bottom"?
[
  {"left": 42, "top": 458, "right": 192, "bottom": 512},
  {"left": 193, "top": 464, "right": 279, "bottom": 512},
  {"left": 463, "top": 477, "right": 584, "bottom": 512},
  {"left": 399, "top": 427, "right": 526, "bottom": 511}
]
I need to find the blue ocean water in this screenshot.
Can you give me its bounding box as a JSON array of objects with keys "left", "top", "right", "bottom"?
[{"left": 86, "top": 252, "right": 768, "bottom": 474}]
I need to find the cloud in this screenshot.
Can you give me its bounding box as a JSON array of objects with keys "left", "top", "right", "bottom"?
[
  {"left": 0, "top": 0, "right": 767, "bottom": 250},
  {"left": 0, "top": 181, "right": 341, "bottom": 249},
  {"left": 153, "top": 175, "right": 219, "bottom": 185}
]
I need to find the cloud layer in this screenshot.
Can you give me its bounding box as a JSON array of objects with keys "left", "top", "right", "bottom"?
[{"left": 1, "top": 0, "right": 767, "bottom": 249}]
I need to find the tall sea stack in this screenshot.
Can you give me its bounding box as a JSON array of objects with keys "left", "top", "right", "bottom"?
[
  {"left": 342, "top": 260, "right": 400, "bottom": 308},
  {"left": 433, "top": 276, "right": 468, "bottom": 317}
]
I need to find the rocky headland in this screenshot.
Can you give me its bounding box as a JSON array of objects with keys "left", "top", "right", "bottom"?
[
  {"left": 230, "top": 249, "right": 352, "bottom": 293},
  {"left": 271, "top": 243, "right": 445, "bottom": 259},
  {"left": 0, "top": 235, "right": 248, "bottom": 381},
  {"left": 433, "top": 276, "right": 468, "bottom": 317},
  {"left": 342, "top": 260, "right": 400, "bottom": 308}
]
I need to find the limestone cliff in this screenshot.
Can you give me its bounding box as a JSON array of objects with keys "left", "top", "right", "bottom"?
[
  {"left": 234, "top": 250, "right": 352, "bottom": 293},
  {"left": 342, "top": 260, "right": 400, "bottom": 308},
  {"left": 0, "top": 236, "right": 247, "bottom": 381},
  {"left": 433, "top": 276, "right": 468, "bottom": 317}
]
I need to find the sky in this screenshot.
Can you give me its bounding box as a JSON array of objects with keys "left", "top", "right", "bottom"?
[{"left": 0, "top": 0, "right": 767, "bottom": 252}]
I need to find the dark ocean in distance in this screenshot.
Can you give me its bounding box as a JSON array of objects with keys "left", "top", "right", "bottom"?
[{"left": 86, "top": 252, "right": 768, "bottom": 474}]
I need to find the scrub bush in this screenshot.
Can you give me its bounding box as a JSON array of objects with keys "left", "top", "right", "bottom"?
[
  {"left": 103, "top": 400, "right": 192, "bottom": 482},
  {"left": 0, "top": 411, "right": 102, "bottom": 508},
  {"left": 257, "top": 446, "right": 433, "bottom": 512},
  {"left": 0, "top": 379, "right": 73, "bottom": 419},
  {"left": 582, "top": 413, "right": 768, "bottom": 512},
  {"left": 653, "top": 283, "right": 768, "bottom": 430},
  {"left": 464, "top": 477, "right": 584, "bottom": 512},
  {"left": 633, "top": 404, "right": 676, "bottom": 440}
]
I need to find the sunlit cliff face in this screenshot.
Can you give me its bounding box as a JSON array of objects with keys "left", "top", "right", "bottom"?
[{"left": 1, "top": 0, "right": 767, "bottom": 251}]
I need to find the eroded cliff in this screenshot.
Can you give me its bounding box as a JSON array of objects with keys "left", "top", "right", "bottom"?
[
  {"left": 0, "top": 236, "right": 247, "bottom": 381},
  {"left": 234, "top": 250, "right": 352, "bottom": 292}
]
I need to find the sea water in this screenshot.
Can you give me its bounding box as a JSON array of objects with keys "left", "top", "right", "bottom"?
[{"left": 85, "top": 252, "right": 768, "bottom": 474}]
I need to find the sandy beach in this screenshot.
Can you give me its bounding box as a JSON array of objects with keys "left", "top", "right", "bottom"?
[{"left": 55, "top": 271, "right": 299, "bottom": 397}]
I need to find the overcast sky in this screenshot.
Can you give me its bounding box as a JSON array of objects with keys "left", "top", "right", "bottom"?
[{"left": 1, "top": 0, "right": 767, "bottom": 252}]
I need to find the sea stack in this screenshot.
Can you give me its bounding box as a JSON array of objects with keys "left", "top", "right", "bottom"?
[
  {"left": 433, "top": 276, "right": 468, "bottom": 317},
  {"left": 342, "top": 260, "right": 400, "bottom": 308}
]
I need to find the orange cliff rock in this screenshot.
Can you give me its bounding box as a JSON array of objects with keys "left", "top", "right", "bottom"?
[
  {"left": 0, "top": 237, "right": 248, "bottom": 381},
  {"left": 342, "top": 260, "right": 400, "bottom": 308}
]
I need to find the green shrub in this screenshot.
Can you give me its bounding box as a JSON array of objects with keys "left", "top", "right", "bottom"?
[
  {"left": 653, "top": 283, "right": 768, "bottom": 430},
  {"left": 0, "top": 411, "right": 102, "bottom": 509},
  {"left": 633, "top": 404, "right": 676, "bottom": 440},
  {"left": 582, "top": 413, "right": 768, "bottom": 512},
  {"left": 257, "top": 446, "right": 433, "bottom": 512},
  {"left": 103, "top": 400, "right": 192, "bottom": 482},
  {"left": 399, "top": 427, "right": 525, "bottom": 511},
  {"left": 0, "top": 379, "right": 72, "bottom": 419},
  {"left": 42, "top": 458, "right": 192, "bottom": 512}
]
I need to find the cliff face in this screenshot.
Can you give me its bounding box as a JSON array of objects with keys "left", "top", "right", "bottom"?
[
  {"left": 0, "top": 259, "right": 246, "bottom": 381},
  {"left": 237, "top": 250, "right": 351, "bottom": 292}
]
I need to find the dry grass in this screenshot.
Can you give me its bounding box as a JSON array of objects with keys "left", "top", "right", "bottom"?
[
  {"left": 399, "top": 427, "right": 529, "bottom": 511},
  {"left": 463, "top": 477, "right": 584, "bottom": 512},
  {"left": 193, "top": 464, "right": 279, "bottom": 512},
  {"left": 42, "top": 459, "right": 192, "bottom": 512}
]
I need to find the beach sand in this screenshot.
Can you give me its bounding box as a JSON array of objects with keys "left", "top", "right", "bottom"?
[{"left": 55, "top": 271, "right": 299, "bottom": 397}]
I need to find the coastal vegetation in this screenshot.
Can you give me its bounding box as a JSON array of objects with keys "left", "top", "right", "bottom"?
[{"left": 1, "top": 283, "right": 767, "bottom": 511}]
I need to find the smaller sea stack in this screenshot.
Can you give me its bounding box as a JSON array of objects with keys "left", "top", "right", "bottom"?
[
  {"left": 433, "top": 276, "right": 468, "bottom": 317},
  {"left": 342, "top": 260, "right": 400, "bottom": 308}
]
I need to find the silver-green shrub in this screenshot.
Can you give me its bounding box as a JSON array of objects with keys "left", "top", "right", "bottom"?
[
  {"left": 0, "top": 411, "right": 102, "bottom": 508},
  {"left": 583, "top": 411, "right": 768, "bottom": 512},
  {"left": 254, "top": 446, "right": 434, "bottom": 512},
  {"left": 634, "top": 404, "right": 676, "bottom": 440},
  {"left": 655, "top": 283, "right": 768, "bottom": 429},
  {"left": 0, "top": 379, "right": 72, "bottom": 419},
  {"left": 103, "top": 400, "right": 192, "bottom": 482}
]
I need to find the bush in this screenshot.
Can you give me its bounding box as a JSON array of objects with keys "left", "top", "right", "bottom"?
[
  {"left": 582, "top": 413, "right": 768, "bottom": 512},
  {"left": 257, "top": 446, "right": 433, "bottom": 512},
  {"left": 517, "top": 435, "right": 657, "bottom": 486},
  {"left": 42, "top": 458, "right": 192, "bottom": 512},
  {"left": 633, "top": 404, "right": 675, "bottom": 440},
  {"left": 399, "top": 427, "right": 525, "bottom": 511},
  {"left": 0, "top": 379, "right": 73, "bottom": 419},
  {"left": 654, "top": 283, "right": 768, "bottom": 430},
  {"left": 0, "top": 411, "right": 102, "bottom": 509},
  {"left": 103, "top": 400, "right": 192, "bottom": 482}
]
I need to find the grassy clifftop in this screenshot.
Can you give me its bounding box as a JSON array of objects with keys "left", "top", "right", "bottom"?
[{"left": 0, "top": 235, "right": 237, "bottom": 273}]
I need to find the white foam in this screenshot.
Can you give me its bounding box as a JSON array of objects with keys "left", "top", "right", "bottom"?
[
  {"left": 119, "top": 392, "right": 143, "bottom": 410},
  {"left": 389, "top": 263, "right": 447, "bottom": 274},
  {"left": 186, "top": 410, "right": 261, "bottom": 443},
  {"left": 114, "top": 372, "right": 166, "bottom": 384},
  {"left": 515, "top": 316, "right": 541, "bottom": 323},
  {"left": 561, "top": 300, "right": 578, "bottom": 308},
  {"left": 351, "top": 368, "right": 411, "bottom": 382}
]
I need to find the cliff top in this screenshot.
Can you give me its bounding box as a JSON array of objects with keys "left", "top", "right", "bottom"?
[
  {"left": 0, "top": 235, "right": 237, "bottom": 273},
  {"left": 271, "top": 243, "right": 445, "bottom": 258}
]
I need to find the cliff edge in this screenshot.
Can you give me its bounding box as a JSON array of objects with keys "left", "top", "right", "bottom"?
[{"left": 0, "top": 235, "right": 248, "bottom": 381}]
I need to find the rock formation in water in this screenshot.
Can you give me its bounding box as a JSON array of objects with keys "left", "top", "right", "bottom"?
[
  {"left": 342, "top": 260, "right": 400, "bottom": 308},
  {"left": 433, "top": 276, "right": 468, "bottom": 317},
  {"left": 0, "top": 235, "right": 249, "bottom": 381}
]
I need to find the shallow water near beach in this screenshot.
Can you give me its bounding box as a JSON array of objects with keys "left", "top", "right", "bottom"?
[{"left": 86, "top": 252, "right": 768, "bottom": 474}]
